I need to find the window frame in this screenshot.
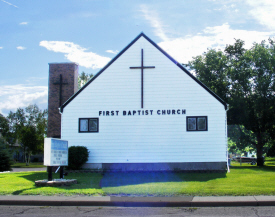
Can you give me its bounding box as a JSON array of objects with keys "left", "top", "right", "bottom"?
[
  {"left": 186, "top": 116, "right": 208, "bottom": 132},
  {"left": 79, "top": 118, "right": 99, "bottom": 133}
]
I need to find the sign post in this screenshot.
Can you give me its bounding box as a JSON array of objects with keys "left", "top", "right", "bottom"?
[{"left": 44, "top": 138, "right": 68, "bottom": 181}]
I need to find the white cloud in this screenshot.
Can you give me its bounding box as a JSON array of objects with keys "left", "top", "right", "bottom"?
[
  {"left": 214, "top": 3, "right": 237, "bottom": 11},
  {"left": 0, "top": 47, "right": 3, "bottom": 49},
  {"left": 140, "top": 4, "right": 169, "bottom": 41},
  {"left": 245, "top": 0, "right": 275, "bottom": 30},
  {"left": 158, "top": 23, "right": 274, "bottom": 64},
  {"left": 106, "top": 50, "right": 119, "bottom": 54},
  {"left": 25, "top": 77, "right": 47, "bottom": 84},
  {"left": 40, "top": 41, "right": 111, "bottom": 69},
  {"left": 1, "top": 0, "right": 18, "bottom": 8},
  {"left": 19, "top": 22, "right": 28, "bottom": 25},
  {"left": 17, "top": 46, "right": 26, "bottom": 50},
  {"left": 0, "top": 85, "right": 48, "bottom": 115}
]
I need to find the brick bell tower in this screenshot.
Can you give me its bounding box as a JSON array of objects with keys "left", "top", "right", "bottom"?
[{"left": 47, "top": 63, "right": 78, "bottom": 138}]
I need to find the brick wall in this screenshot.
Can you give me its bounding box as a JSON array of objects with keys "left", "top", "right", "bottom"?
[{"left": 47, "top": 63, "right": 78, "bottom": 138}]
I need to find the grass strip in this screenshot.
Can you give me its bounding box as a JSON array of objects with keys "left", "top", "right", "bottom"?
[
  {"left": 12, "top": 163, "right": 46, "bottom": 168},
  {"left": 101, "top": 166, "right": 275, "bottom": 196},
  {"left": 1, "top": 165, "right": 275, "bottom": 196},
  {"left": 0, "top": 171, "right": 104, "bottom": 196}
]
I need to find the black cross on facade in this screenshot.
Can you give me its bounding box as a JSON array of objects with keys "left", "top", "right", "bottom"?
[
  {"left": 54, "top": 74, "right": 68, "bottom": 107},
  {"left": 129, "top": 49, "right": 155, "bottom": 108}
]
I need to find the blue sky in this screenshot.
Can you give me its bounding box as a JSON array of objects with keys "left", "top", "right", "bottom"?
[{"left": 1, "top": 0, "right": 275, "bottom": 116}]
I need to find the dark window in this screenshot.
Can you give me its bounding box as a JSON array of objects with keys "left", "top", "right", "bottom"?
[
  {"left": 187, "top": 116, "right": 207, "bottom": 131},
  {"left": 79, "top": 118, "right": 99, "bottom": 133}
]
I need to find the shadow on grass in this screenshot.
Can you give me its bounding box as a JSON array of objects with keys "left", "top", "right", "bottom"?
[
  {"left": 100, "top": 172, "right": 227, "bottom": 188},
  {"left": 10, "top": 171, "right": 227, "bottom": 193},
  {"left": 12, "top": 188, "right": 37, "bottom": 195}
]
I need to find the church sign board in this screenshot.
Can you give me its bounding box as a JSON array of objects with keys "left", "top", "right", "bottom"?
[{"left": 44, "top": 138, "right": 68, "bottom": 166}]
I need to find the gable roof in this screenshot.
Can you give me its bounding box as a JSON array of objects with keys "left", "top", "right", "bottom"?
[{"left": 60, "top": 32, "right": 227, "bottom": 112}]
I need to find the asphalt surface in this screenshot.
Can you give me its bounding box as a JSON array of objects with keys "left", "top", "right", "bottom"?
[
  {"left": 2, "top": 206, "right": 275, "bottom": 217},
  {"left": 1, "top": 167, "right": 275, "bottom": 207},
  {"left": 10, "top": 167, "right": 47, "bottom": 172}
]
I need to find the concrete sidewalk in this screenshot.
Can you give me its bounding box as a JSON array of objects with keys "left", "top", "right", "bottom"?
[{"left": 1, "top": 195, "right": 275, "bottom": 207}]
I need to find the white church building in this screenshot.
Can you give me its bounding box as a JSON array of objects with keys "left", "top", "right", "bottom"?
[{"left": 59, "top": 33, "right": 228, "bottom": 171}]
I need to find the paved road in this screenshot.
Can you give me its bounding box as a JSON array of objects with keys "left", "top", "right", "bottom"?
[
  {"left": 10, "top": 167, "right": 47, "bottom": 172},
  {"left": 1, "top": 206, "right": 275, "bottom": 217}
]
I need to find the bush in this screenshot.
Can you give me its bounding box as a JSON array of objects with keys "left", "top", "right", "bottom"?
[
  {"left": 0, "top": 138, "right": 13, "bottom": 172},
  {"left": 32, "top": 157, "right": 39, "bottom": 163},
  {"left": 267, "top": 145, "right": 275, "bottom": 157},
  {"left": 67, "top": 146, "right": 89, "bottom": 170}
]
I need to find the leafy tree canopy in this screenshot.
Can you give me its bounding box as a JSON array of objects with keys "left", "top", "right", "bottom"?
[
  {"left": 0, "top": 113, "right": 9, "bottom": 139},
  {"left": 189, "top": 39, "right": 275, "bottom": 166},
  {"left": 78, "top": 71, "right": 93, "bottom": 89},
  {"left": 0, "top": 137, "right": 13, "bottom": 172},
  {"left": 7, "top": 104, "right": 47, "bottom": 165}
]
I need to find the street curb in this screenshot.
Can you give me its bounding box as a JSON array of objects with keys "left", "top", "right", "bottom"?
[{"left": 1, "top": 197, "right": 275, "bottom": 207}]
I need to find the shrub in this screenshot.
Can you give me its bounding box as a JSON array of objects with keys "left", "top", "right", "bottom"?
[
  {"left": 67, "top": 146, "right": 89, "bottom": 170},
  {"left": 0, "top": 138, "right": 13, "bottom": 172},
  {"left": 32, "top": 157, "right": 39, "bottom": 163},
  {"left": 267, "top": 145, "right": 275, "bottom": 157}
]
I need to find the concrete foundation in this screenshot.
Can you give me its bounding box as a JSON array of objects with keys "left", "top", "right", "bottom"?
[{"left": 82, "top": 162, "right": 227, "bottom": 172}]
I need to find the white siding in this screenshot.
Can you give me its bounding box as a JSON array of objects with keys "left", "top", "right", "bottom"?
[{"left": 61, "top": 36, "right": 227, "bottom": 163}]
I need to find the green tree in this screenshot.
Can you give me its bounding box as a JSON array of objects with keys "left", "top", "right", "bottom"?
[
  {"left": 227, "top": 138, "right": 239, "bottom": 155},
  {"left": 7, "top": 104, "right": 47, "bottom": 165},
  {"left": 0, "top": 113, "right": 12, "bottom": 143},
  {"left": 227, "top": 125, "right": 256, "bottom": 155},
  {"left": 78, "top": 71, "right": 93, "bottom": 89},
  {"left": 189, "top": 39, "right": 275, "bottom": 166},
  {"left": 266, "top": 140, "right": 275, "bottom": 157},
  {"left": 0, "top": 137, "right": 13, "bottom": 171},
  {"left": 226, "top": 39, "right": 275, "bottom": 166},
  {"left": 0, "top": 113, "right": 9, "bottom": 136},
  {"left": 187, "top": 49, "right": 230, "bottom": 101},
  {"left": 19, "top": 125, "right": 40, "bottom": 165}
]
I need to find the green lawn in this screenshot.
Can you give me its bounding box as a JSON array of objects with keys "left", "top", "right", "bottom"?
[
  {"left": 0, "top": 171, "right": 103, "bottom": 196},
  {"left": 101, "top": 166, "right": 275, "bottom": 196},
  {"left": 12, "top": 162, "right": 46, "bottom": 168},
  {"left": 1, "top": 164, "right": 275, "bottom": 196},
  {"left": 264, "top": 157, "right": 275, "bottom": 166},
  {"left": 230, "top": 157, "right": 275, "bottom": 167}
]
